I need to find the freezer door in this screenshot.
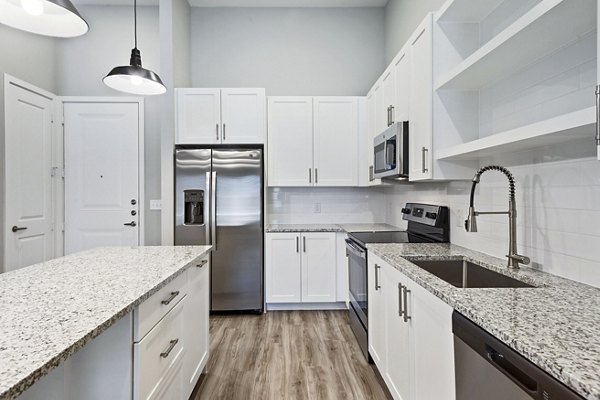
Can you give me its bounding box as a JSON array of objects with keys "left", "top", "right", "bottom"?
[
  {"left": 212, "top": 149, "right": 263, "bottom": 311},
  {"left": 175, "top": 149, "right": 211, "bottom": 246}
]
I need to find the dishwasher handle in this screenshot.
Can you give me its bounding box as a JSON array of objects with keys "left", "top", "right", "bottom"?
[{"left": 486, "top": 346, "right": 538, "bottom": 395}]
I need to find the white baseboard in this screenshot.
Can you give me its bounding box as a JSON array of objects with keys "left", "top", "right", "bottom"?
[{"left": 266, "top": 302, "right": 349, "bottom": 311}]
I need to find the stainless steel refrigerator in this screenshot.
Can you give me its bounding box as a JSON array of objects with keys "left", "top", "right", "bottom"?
[{"left": 174, "top": 147, "right": 264, "bottom": 313}]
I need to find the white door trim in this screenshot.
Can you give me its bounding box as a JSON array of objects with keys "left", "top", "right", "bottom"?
[
  {"left": 3, "top": 73, "right": 62, "bottom": 269},
  {"left": 60, "top": 96, "right": 145, "bottom": 246}
]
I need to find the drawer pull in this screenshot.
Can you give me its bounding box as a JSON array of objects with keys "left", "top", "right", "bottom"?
[
  {"left": 161, "top": 291, "right": 180, "bottom": 305},
  {"left": 160, "top": 338, "right": 179, "bottom": 358},
  {"left": 196, "top": 259, "right": 208, "bottom": 268}
]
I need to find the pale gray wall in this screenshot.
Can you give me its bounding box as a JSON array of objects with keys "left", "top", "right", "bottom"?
[
  {"left": 191, "top": 7, "right": 386, "bottom": 95},
  {"left": 384, "top": 0, "right": 446, "bottom": 63},
  {"left": 56, "top": 5, "right": 163, "bottom": 245},
  {"left": 0, "top": 25, "right": 58, "bottom": 271}
]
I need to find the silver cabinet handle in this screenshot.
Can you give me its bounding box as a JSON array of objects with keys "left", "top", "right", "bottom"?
[
  {"left": 369, "top": 165, "right": 374, "bottom": 182},
  {"left": 161, "top": 291, "right": 180, "bottom": 305},
  {"left": 216, "top": 124, "right": 219, "bottom": 141},
  {"left": 402, "top": 285, "right": 411, "bottom": 322},
  {"left": 596, "top": 85, "right": 600, "bottom": 155},
  {"left": 11, "top": 226, "right": 27, "bottom": 233},
  {"left": 389, "top": 105, "right": 395, "bottom": 126},
  {"left": 196, "top": 259, "right": 208, "bottom": 268},
  {"left": 303, "top": 236, "right": 306, "bottom": 253},
  {"left": 422, "top": 147, "right": 429, "bottom": 173},
  {"left": 315, "top": 168, "right": 318, "bottom": 184},
  {"left": 124, "top": 221, "right": 137, "bottom": 227},
  {"left": 398, "top": 283, "right": 403, "bottom": 316},
  {"left": 309, "top": 168, "right": 312, "bottom": 184},
  {"left": 387, "top": 106, "right": 390, "bottom": 127},
  {"left": 296, "top": 236, "right": 299, "bottom": 253},
  {"left": 375, "top": 264, "right": 381, "bottom": 291},
  {"left": 223, "top": 123, "right": 226, "bottom": 141},
  {"left": 160, "top": 338, "right": 179, "bottom": 358}
]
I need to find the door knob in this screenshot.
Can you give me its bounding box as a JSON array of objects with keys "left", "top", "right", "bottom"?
[
  {"left": 124, "top": 221, "right": 137, "bottom": 227},
  {"left": 11, "top": 226, "right": 27, "bottom": 233}
]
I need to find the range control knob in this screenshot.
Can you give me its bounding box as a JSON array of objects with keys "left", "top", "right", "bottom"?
[
  {"left": 401, "top": 208, "right": 411, "bottom": 214},
  {"left": 425, "top": 212, "right": 437, "bottom": 220}
]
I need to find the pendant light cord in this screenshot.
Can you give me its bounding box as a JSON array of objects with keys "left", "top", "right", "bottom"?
[{"left": 134, "top": 0, "right": 137, "bottom": 49}]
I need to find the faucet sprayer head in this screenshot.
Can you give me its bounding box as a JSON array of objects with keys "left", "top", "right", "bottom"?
[{"left": 465, "top": 207, "right": 478, "bottom": 232}]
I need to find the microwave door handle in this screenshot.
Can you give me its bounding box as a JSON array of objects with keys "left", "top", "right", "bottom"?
[{"left": 384, "top": 139, "right": 388, "bottom": 166}]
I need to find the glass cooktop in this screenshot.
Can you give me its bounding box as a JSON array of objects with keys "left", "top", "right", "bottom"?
[{"left": 348, "top": 231, "right": 435, "bottom": 247}]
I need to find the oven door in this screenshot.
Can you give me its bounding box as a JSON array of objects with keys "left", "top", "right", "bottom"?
[{"left": 346, "top": 239, "right": 368, "bottom": 327}]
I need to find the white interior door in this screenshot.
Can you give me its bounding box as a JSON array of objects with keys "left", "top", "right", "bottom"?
[
  {"left": 64, "top": 102, "right": 140, "bottom": 254},
  {"left": 4, "top": 79, "right": 56, "bottom": 272}
]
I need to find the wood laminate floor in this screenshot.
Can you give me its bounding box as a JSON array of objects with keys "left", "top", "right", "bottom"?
[{"left": 193, "top": 310, "right": 391, "bottom": 400}]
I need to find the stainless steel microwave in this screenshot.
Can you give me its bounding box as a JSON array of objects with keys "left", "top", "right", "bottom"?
[{"left": 373, "top": 121, "right": 409, "bottom": 180}]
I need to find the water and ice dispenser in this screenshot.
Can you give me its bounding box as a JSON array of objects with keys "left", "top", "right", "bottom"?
[{"left": 184, "top": 190, "right": 204, "bottom": 225}]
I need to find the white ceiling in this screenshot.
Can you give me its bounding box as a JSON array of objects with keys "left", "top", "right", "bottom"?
[{"left": 72, "top": 0, "right": 388, "bottom": 7}]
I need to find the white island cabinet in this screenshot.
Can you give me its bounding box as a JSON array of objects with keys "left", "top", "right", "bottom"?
[{"left": 10, "top": 247, "right": 211, "bottom": 400}]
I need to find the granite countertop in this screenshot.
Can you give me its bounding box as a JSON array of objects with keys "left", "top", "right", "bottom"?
[
  {"left": 266, "top": 223, "right": 401, "bottom": 233},
  {"left": 0, "top": 245, "right": 212, "bottom": 400},
  {"left": 367, "top": 243, "right": 600, "bottom": 400}
]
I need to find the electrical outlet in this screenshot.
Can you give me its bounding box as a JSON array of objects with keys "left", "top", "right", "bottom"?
[
  {"left": 314, "top": 203, "right": 321, "bottom": 213},
  {"left": 150, "top": 200, "right": 162, "bottom": 210}
]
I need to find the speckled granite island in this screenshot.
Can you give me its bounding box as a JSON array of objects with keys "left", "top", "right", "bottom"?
[
  {"left": 368, "top": 242, "right": 600, "bottom": 400},
  {"left": 0, "top": 246, "right": 212, "bottom": 400}
]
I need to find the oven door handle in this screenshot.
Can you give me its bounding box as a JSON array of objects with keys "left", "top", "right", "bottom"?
[{"left": 345, "top": 239, "right": 366, "bottom": 259}]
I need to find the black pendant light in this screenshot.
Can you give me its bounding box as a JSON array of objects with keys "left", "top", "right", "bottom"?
[
  {"left": 103, "top": 0, "right": 166, "bottom": 96},
  {"left": 0, "top": 0, "right": 88, "bottom": 37}
]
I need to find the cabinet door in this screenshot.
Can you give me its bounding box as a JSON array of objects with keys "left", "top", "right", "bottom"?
[
  {"left": 176, "top": 88, "right": 221, "bottom": 145},
  {"left": 409, "top": 14, "right": 434, "bottom": 181},
  {"left": 267, "top": 97, "right": 314, "bottom": 187},
  {"left": 221, "top": 88, "right": 266, "bottom": 144},
  {"left": 301, "top": 232, "right": 337, "bottom": 302},
  {"left": 373, "top": 80, "right": 385, "bottom": 136},
  {"left": 382, "top": 66, "right": 396, "bottom": 127},
  {"left": 367, "top": 254, "right": 386, "bottom": 369},
  {"left": 313, "top": 97, "right": 359, "bottom": 187},
  {"left": 335, "top": 232, "right": 349, "bottom": 303},
  {"left": 412, "top": 282, "right": 455, "bottom": 400},
  {"left": 265, "top": 233, "right": 302, "bottom": 303},
  {"left": 394, "top": 49, "right": 410, "bottom": 124},
  {"left": 183, "top": 260, "right": 210, "bottom": 399},
  {"left": 386, "top": 267, "right": 413, "bottom": 400}
]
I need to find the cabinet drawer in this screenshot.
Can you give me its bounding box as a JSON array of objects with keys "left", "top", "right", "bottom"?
[
  {"left": 134, "top": 298, "right": 186, "bottom": 400},
  {"left": 134, "top": 272, "right": 187, "bottom": 342}
]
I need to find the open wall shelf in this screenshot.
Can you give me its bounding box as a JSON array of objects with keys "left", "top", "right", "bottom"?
[
  {"left": 436, "top": 0, "right": 596, "bottom": 91},
  {"left": 436, "top": 107, "right": 595, "bottom": 160}
]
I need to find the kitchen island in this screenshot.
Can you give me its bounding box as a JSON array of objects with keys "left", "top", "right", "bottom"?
[{"left": 0, "top": 245, "right": 211, "bottom": 400}]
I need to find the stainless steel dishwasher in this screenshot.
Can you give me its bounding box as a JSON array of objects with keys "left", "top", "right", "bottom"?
[{"left": 453, "top": 312, "right": 584, "bottom": 400}]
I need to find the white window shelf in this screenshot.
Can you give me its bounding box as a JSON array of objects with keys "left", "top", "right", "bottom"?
[
  {"left": 436, "top": 0, "right": 596, "bottom": 91},
  {"left": 435, "top": 107, "right": 595, "bottom": 161}
]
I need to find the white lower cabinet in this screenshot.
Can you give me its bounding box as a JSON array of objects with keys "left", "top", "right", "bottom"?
[
  {"left": 368, "top": 252, "right": 455, "bottom": 400},
  {"left": 266, "top": 232, "right": 337, "bottom": 305},
  {"left": 183, "top": 260, "right": 210, "bottom": 398}
]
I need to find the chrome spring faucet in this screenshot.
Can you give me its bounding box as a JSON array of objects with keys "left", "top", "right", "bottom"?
[{"left": 465, "top": 165, "right": 530, "bottom": 269}]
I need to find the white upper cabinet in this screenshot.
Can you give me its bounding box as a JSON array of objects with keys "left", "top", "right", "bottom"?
[
  {"left": 176, "top": 88, "right": 266, "bottom": 145},
  {"left": 313, "top": 97, "right": 359, "bottom": 187},
  {"left": 382, "top": 66, "right": 396, "bottom": 127},
  {"left": 408, "top": 14, "right": 434, "bottom": 181},
  {"left": 267, "top": 97, "right": 314, "bottom": 187},
  {"left": 393, "top": 49, "right": 410, "bottom": 124},
  {"left": 373, "top": 80, "right": 386, "bottom": 136},
  {"left": 221, "top": 88, "right": 266, "bottom": 144},
  {"left": 267, "top": 96, "right": 362, "bottom": 187},
  {"left": 176, "top": 88, "right": 221, "bottom": 145}
]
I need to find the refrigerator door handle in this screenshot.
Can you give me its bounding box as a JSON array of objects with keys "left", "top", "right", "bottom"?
[{"left": 211, "top": 171, "right": 217, "bottom": 251}]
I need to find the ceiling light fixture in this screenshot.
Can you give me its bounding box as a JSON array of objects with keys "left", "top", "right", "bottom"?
[
  {"left": 103, "top": 0, "right": 166, "bottom": 96},
  {"left": 0, "top": 0, "right": 88, "bottom": 37}
]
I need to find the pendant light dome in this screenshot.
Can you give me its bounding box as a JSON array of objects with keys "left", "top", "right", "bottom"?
[
  {"left": 103, "top": 0, "right": 166, "bottom": 96},
  {"left": 0, "top": 0, "right": 88, "bottom": 37}
]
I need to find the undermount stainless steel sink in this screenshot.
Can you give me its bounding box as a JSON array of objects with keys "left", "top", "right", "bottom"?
[{"left": 410, "top": 259, "right": 535, "bottom": 288}]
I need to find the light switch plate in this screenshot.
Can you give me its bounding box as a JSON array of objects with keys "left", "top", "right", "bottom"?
[{"left": 150, "top": 200, "right": 162, "bottom": 210}]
